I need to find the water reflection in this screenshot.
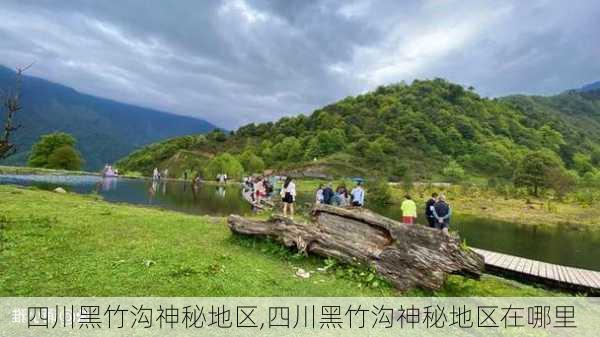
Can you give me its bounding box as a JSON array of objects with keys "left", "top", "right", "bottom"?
[
  {"left": 99, "top": 177, "right": 118, "bottom": 192},
  {"left": 1, "top": 174, "right": 600, "bottom": 271}
]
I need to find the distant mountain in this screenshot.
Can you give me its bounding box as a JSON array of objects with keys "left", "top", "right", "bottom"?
[
  {"left": 578, "top": 81, "right": 600, "bottom": 93},
  {"left": 0, "top": 66, "right": 217, "bottom": 170}
]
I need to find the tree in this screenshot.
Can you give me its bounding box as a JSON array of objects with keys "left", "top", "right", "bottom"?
[
  {"left": 573, "top": 153, "right": 593, "bottom": 175},
  {"left": 272, "top": 137, "right": 302, "bottom": 162},
  {"left": 513, "top": 151, "right": 559, "bottom": 196},
  {"left": 365, "top": 141, "right": 386, "bottom": 165},
  {"left": 546, "top": 168, "right": 577, "bottom": 199},
  {"left": 204, "top": 153, "right": 244, "bottom": 180},
  {"left": 538, "top": 125, "right": 565, "bottom": 152},
  {"left": 402, "top": 169, "right": 414, "bottom": 192},
  {"left": 28, "top": 132, "right": 76, "bottom": 167},
  {"left": 238, "top": 150, "right": 265, "bottom": 174},
  {"left": 1, "top": 65, "right": 31, "bottom": 159},
  {"left": 352, "top": 137, "right": 370, "bottom": 158},
  {"left": 442, "top": 160, "right": 465, "bottom": 183},
  {"left": 47, "top": 145, "right": 83, "bottom": 171},
  {"left": 367, "top": 177, "right": 392, "bottom": 206}
]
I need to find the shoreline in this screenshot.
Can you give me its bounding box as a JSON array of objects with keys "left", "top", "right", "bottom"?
[{"left": 2, "top": 165, "right": 598, "bottom": 231}]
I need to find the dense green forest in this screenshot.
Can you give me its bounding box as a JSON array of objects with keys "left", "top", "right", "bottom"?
[{"left": 117, "top": 78, "right": 600, "bottom": 190}]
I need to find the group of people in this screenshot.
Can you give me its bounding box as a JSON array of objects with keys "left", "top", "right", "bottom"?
[
  {"left": 102, "top": 164, "right": 119, "bottom": 177},
  {"left": 278, "top": 178, "right": 365, "bottom": 220},
  {"left": 315, "top": 182, "right": 365, "bottom": 207},
  {"left": 217, "top": 173, "right": 229, "bottom": 184},
  {"left": 243, "top": 175, "right": 275, "bottom": 205},
  {"left": 152, "top": 167, "right": 169, "bottom": 180},
  {"left": 310, "top": 179, "right": 452, "bottom": 233},
  {"left": 400, "top": 192, "right": 452, "bottom": 233}
]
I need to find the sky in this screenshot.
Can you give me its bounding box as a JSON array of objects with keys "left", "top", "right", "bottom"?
[{"left": 1, "top": 0, "right": 599, "bottom": 128}]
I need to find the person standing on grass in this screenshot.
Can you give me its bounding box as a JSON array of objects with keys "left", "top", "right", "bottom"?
[
  {"left": 425, "top": 192, "right": 438, "bottom": 228},
  {"left": 322, "top": 183, "right": 334, "bottom": 204},
  {"left": 315, "top": 184, "right": 324, "bottom": 204},
  {"left": 350, "top": 182, "right": 365, "bottom": 207},
  {"left": 432, "top": 194, "right": 451, "bottom": 234},
  {"left": 280, "top": 177, "right": 296, "bottom": 219},
  {"left": 401, "top": 195, "right": 417, "bottom": 225},
  {"left": 255, "top": 177, "right": 266, "bottom": 204}
]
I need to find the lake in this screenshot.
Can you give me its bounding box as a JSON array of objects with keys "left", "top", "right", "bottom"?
[{"left": 2, "top": 174, "right": 599, "bottom": 271}]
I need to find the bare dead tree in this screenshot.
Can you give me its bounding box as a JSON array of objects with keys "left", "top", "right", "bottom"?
[{"left": 0, "top": 63, "right": 33, "bottom": 159}]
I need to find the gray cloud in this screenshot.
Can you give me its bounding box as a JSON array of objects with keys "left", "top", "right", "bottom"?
[{"left": 1, "top": 0, "right": 599, "bottom": 128}]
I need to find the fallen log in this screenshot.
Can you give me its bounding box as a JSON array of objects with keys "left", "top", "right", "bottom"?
[
  {"left": 228, "top": 204, "right": 484, "bottom": 291},
  {"left": 241, "top": 188, "right": 274, "bottom": 210}
]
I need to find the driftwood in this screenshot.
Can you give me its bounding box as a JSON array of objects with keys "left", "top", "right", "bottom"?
[{"left": 228, "top": 204, "right": 484, "bottom": 291}]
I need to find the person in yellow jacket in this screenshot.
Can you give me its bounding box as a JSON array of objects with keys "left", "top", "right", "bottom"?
[{"left": 401, "top": 195, "right": 417, "bottom": 225}]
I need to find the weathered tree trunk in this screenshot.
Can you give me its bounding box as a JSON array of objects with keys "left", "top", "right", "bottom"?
[
  {"left": 1, "top": 65, "right": 31, "bottom": 159},
  {"left": 228, "top": 204, "right": 484, "bottom": 291}
]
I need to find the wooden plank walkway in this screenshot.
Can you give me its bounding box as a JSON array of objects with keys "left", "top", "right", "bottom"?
[{"left": 471, "top": 248, "right": 600, "bottom": 294}]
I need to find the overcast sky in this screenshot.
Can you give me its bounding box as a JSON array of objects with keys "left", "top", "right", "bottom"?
[{"left": 1, "top": 0, "right": 599, "bottom": 128}]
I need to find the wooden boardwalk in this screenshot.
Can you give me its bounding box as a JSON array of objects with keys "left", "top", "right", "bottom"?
[{"left": 472, "top": 248, "right": 600, "bottom": 294}]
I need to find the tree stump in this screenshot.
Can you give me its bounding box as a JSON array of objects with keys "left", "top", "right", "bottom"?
[{"left": 228, "top": 204, "right": 484, "bottom": 291}]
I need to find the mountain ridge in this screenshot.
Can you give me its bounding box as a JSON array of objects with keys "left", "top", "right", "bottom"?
[
  {"left": 578, "top": 81, "right": 600, "bottom": 93},
  {"left": 117, "top": 78, "right": 600, "bottom": 180},
  {"left": 0, "top": 65, "right": 217, "bottom": 169}
]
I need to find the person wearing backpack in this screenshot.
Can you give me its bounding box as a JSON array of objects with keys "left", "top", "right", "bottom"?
[
  {"left": 432, "top": 194, "right": 451, "bottom": 234},
  {"left": 425, "top": 192, "right": 438, "bottom": 228},
  {"left": 322, "top": 183, "right": 334, "bottom": 205}
]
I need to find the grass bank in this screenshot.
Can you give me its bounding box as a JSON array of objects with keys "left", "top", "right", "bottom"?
[
  {"left": 0, "top": 165, "right": 97, "bottom": 176},
  {"left": 0, "top": 185, "right": 560, "bottom": 296},
  {"left": 292, "top": 178, "right": 600, "bottom": 230}
]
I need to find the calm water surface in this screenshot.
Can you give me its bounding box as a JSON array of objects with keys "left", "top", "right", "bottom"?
[{"left": 2, "top": 174, "right": 599, "bottom": 271}]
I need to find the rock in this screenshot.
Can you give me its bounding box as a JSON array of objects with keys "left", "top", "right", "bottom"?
[
  {"left": 53, "top": 187, "right": 67, "bottom": 194},
  {"left": 295, "top": 268, "right": 310, "bottom": 279},
  {"left": 228, "top": 204, "right": 484, "bottom": 291}
]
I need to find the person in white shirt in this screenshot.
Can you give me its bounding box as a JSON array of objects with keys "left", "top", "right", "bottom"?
[
  {"left": 315, "top": 184, "right": 324, "bottom": 204},
  {"left": 280, "top": 176, "right": 296, "bottom": 219},
  {"left": 351, "top": 182, "right": 365, "bottom": 207}
]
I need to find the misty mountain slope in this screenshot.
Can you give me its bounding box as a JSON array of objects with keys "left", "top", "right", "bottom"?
[{"left": 0, "top": 66, "right": 217, "bottom": 169}]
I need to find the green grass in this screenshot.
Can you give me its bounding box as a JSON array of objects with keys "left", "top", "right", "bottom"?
[
  {"left": 0, "top": 185, "right": 561, "bottom": 296},
  {"left": 0, "top": 165, "right": 96, "bottom": 176}
]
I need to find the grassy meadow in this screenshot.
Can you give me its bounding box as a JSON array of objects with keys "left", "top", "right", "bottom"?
[{"left": 0, "top": 184, "right": 561, "bottom": 297}]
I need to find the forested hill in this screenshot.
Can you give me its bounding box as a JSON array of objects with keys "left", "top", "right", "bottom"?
[
  {"left": 501, "top": 89, "right": 600, "bottom": 169},
  {"left": 0, "top": 66, "right": 217, "bottom": 170},
  {"left": 117, "top": 78, "right": 600, "bottom": 181}
]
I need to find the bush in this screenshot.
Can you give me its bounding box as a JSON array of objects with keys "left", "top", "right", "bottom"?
[
  {"left": 442, "top": 160, "right": 465, "bottom": 183},
  {"left": 238, "top": 150, "right": 265, "bottom": 174},
  {"left": 366, "top": 178, "right": 392, "bottom": 206},
  {"left": 204, "top": 153, "right": 244, "bottom": 180}
]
